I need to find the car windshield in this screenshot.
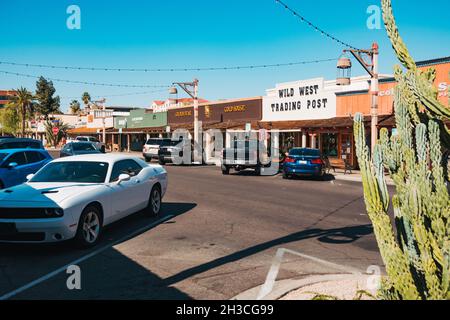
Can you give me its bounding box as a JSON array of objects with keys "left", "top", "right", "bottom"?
[
  {"left": 72, "top": 143, "right": 98, "bottom": 151},
  {"left": 30, "top": 161, "right": 109, "bottom": 183},
  {"left": 76, "top": 137, "right": 88, "bottom": 141},
  {"left": 289, "top": 148, "right": 320, "bottom": 157},
  {"left": 166, "top": 140, "right": 181, "bottom": 146},
  {"left": 0, "top": 153, "right": 8, "bottom": 161},
  {"left": 146, "top": 139, "right": 173, "bottom": 146}
]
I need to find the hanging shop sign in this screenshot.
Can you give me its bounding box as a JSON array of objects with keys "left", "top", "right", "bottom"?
[
  {"left": 262, "top": 78, "right": 337, "bottom": 122},
  {"left": 168, "top": 98, "right": 262, "bottom": 125},
  {"left": 119, "top": 109, "right": 167, "bottom": 129}
]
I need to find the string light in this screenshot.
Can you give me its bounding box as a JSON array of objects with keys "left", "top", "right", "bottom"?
[
  {"left": 0, "top": 70, "right": 170, "bottom": 88},
  {"left": 61, "top": 89, "right": 168, "bottom": 100},
  {"left": 0, "top": 58, "right": 336, "bottom": 73},
  {"left": 274, "top": 0, "right": 360, "bottom": 51}
]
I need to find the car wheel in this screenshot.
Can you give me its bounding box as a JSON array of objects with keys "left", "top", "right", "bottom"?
[
  {"left": 222, "top": 166, "right": 230, "bottom": 175},
  {"left": 147, "top": 185, "right": 162, "bottom": 217},
  {"left": 0, "top": 180, "right": 4, "bottom": 189},
  {"left": 74, "top": 205, "right": 103, "bottom": 248},
  {"left": 255, "top": 165, "right": 262, "bottom": 176},
  {"left": 158, "top": 158, "right": 166, "bottom": 165},
  {"left": 144, "top": 156, "right": 151, "bottom": 162},
  {"left": 282, "top": 173, "right": 290, "bottom": 179}
]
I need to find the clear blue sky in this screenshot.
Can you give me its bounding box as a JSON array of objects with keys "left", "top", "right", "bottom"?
[{"left": 1, "top": 0, "right": 449, "bottom": 112}]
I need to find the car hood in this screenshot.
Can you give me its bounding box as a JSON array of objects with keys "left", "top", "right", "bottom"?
[{"left": 0, "top": 182, "right": 104, "bottom": 205}]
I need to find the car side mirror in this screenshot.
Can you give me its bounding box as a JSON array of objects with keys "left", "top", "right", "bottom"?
[
  {"left": 117, "top": 173, "right": 131, "bottom": 184},
  {"left": 26, "top": 174, "right": 34, "bottom": 181},
  {"left": 7, "top": 162, "right": 18, "bottom": 169}
]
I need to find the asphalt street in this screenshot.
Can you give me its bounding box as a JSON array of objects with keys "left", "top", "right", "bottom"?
[{"left": 0, "top": 164, "right": 384, "bottom": 300}]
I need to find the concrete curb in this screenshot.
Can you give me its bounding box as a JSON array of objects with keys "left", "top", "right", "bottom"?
[
  {"left": 332, "top": 173, "right": 395, "bottom": 186},
  {"left": 231, "top": 274, "right": 370, "bottom": 300}
]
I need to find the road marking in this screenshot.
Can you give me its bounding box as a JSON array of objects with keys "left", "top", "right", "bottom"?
[
  {"left": 257, "top": 248, "right": 362, "bottom": 300},
  {"left": 0, "top": 214, "right": 174, "bottom": 300}
]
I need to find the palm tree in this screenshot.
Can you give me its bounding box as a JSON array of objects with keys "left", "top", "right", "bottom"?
[
  {"left": 44, "top": 120, "right": 69, "bottom": 148},
  {"left": 8, "top": 87, "right": 34, "bottom": 137},
  {"left": 70, "top": 100, "right": 81, "bottom": 115}
]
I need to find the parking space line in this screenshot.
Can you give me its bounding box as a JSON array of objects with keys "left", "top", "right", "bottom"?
[{"left": 0, "top": 214, "right": 174, "bottom": 300}]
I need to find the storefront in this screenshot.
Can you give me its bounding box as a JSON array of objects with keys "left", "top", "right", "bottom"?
[
  {"left": 261, "top": 77, "right": 365, "bottom": 167},
  {"left": 167, "top": 97, "right": 262, "bottom": 162},
  {"left": 260, "top": 56, "right": 450, "bottom": 168},
  {"left": 109, "top": 109, "right": 168, "bottom": 152}
]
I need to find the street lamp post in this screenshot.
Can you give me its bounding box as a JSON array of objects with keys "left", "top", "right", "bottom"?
[
  {"left": 337, "top": 42, "right": 379, "bottom": 155},
  {"left": 170, "top": 79, "right": 201, "bottom": 164},
  {"left": 94, "top": 98, "right": 107, "bottom": 144}
]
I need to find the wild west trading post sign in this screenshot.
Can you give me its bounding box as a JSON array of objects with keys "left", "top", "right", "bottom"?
[{"left": 263, "top": 78, "right": 336, "bottom": 122}]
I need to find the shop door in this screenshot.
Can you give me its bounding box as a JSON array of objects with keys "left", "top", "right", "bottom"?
[{"left": 340, "top": 133, "right": 354, "bottom": 167}]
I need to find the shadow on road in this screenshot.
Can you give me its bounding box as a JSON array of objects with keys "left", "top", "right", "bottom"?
[
  {"left": 162, "top": 224, "right": 373, "bottom": 286},
  {"left": 11, "top": 245, "right": 193, "bottom": 300},
  {"left": 0, "top": 202, "right": 196, "bottom": 298}
]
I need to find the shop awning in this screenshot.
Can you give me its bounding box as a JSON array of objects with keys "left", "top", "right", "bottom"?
[
  {"left": 67, "top": 127, "right": 104, "bottom": 135},
  {"left": 258, "top": 115, "right": 394, "bottom": 130},
  {"left": 107, "top": 127, "right": 166, "bottom": 134}
]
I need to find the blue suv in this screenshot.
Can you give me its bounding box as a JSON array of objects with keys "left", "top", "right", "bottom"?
[{"left": 0, "top": 149, "right": 52, "bottom": 189}]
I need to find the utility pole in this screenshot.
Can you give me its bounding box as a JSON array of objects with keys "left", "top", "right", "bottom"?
[
  {"left": 171, "top": 79, "right": 201, "bottom": 164},
  {"left": 338, "top": 42, "right": 379, "bottom": 154},
  {"left": 370, "top": 43, "right": 379, "bottom": 155},
  {"left": 94, "top": 98, "right": 107, "bottom": 144}
]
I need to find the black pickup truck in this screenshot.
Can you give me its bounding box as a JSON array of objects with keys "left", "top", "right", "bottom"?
[{"left": 221, "top": 139, "right": 271, "bottom": 175}]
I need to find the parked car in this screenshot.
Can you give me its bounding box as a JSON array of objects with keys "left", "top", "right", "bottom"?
[
  {"left": 60, "top": 142, "right": 103, "bottom": 157},
  {"left": 143, "top": 138, "right": 172, "bottom": 162},
  {"left": 0, "top": 138, "right": 44, "bottom": 150},
  {"left": 158, "top": 138, "right": 195, "bottom": 165},
  {"left": 221, "top": 139, "right": 270, "bottom": 175},
  {"left": 0, "top": 154, "right": 168, "bottom": 247},
  {"left": 0, "top": 149, "right": 52, "bottom": 189},
  {"left": 282, "top": 148, "right": 325, "bottom": 179},
  {"left": 75, "top": 136, "right": 105, "bottom": 153}
]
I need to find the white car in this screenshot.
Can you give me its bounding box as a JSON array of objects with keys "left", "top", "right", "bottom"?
[{"left": 0, "top": 154, "right": 168, "bottom": 248}]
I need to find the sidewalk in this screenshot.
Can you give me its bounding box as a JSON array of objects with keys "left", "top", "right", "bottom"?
[
  {"left": 232, "top": 274, "right": 377, "bottom": 300},
  {"left": 329, "top": 168, "right": 394, "bottom": 186}
]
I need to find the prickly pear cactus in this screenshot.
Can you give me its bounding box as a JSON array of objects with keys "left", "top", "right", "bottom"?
[{"left": 353, "top": 0, "right": 450, "bottom": 300}]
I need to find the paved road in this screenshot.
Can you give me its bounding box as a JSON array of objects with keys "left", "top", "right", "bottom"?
[{"left": 0, "top": 164, "right": 384, "bottom": 300}]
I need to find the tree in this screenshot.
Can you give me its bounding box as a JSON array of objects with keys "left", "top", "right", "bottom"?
[
  {"left": 70, "top": 100, "right": 81, "bottom": 115},
  {"left": 35, "top": 77, "right": 61, "bottom": 119},
  {"left": 0, "top": 104, "right": 20, "bottom": 136},
  {"left": 7, "top": 87, "right": 34, "bottom": 137},
  {"left": 44, "top": 120, "right": 69, "bottom": 148},
  {"left": 82, "top": 92, "right": 91, "bottom": 110}
]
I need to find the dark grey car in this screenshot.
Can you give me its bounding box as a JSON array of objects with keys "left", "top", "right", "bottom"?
[
  {"left": 60, "top": 142, "right": 103, "bottom": 157},
  {"left": 0, "top": 138, "right": 44, "bottom": 150}
]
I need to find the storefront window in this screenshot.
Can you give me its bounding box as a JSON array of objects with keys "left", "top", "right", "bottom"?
[
  {"left": 280, "top": 132, "right": 301, "bottom": 154},
  {"left": 130, "top": 134, "right": 145, "bottom": 151},
  {"left": 322, "top": 133, "right": 338, "bottom": 157}
]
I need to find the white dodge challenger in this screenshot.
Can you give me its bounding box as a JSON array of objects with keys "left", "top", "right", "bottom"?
[{"left": 0, "top": 154, "right": 168, "bottom": 248}]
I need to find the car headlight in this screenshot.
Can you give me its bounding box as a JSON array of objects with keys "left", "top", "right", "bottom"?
[{"left": 44, "top": 208, "right": 64, "bottom": 218}]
